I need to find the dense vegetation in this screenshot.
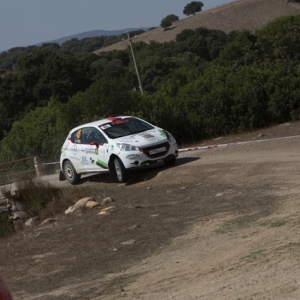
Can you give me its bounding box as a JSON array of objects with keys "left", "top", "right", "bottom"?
[
  {"left": 0, "top": 15, "right": 300, "bottom": 164},
  {"left": 0, "top": 29, "right": 147, "bottom": 71}
]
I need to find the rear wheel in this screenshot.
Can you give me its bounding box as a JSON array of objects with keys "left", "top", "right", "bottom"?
[
  {"left": 63, "top": 161, "right": 81, "bottom": 184},
  {"left": 113, "top": 157, "right": 129, "bottom": 182}
]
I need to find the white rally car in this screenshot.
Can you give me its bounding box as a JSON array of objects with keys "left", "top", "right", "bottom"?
[{"left": 59, "top": 116, "right": 178, "bottom": 184}]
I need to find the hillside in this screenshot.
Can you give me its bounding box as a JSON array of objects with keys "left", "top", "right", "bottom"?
[{"left": 95, "top": 0, "right": 300, "bottom": 53}]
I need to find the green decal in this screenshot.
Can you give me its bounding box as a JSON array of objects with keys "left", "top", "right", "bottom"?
[
  {"left": 96, "top": 159, "right": 108, "bottom": 169},
  {"left": 158, "top": 129, "right": 167, "bottom": 137}
]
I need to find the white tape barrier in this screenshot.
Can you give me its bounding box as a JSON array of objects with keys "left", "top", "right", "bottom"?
[
  {"left": 39, "top": 134, "right": 300, "bottom": 165},
  {"left": 178, "top": 134, "right": 300, "bottom": 153}
]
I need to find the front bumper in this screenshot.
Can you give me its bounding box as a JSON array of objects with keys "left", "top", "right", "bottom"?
[
  {"left": 124, "top": 153, "right": 178, "bottom": 170},
  {"left": 118, "top": 140, "right": 178, "bottom": 170}
]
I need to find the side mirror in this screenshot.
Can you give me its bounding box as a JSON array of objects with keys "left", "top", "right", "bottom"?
[{"left": 90, "top": 141, "right": 99, "bottom": 149}]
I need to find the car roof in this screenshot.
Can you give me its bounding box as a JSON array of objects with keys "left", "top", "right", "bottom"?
[{"left": 71, "top": 116, "right": 133, "bottom": 131}]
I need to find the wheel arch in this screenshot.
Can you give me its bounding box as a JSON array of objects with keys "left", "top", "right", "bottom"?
[
  {"left": 108, "top": 154, "right": 118, "bottom": 175},
  {"left": 62, "top": 159, "right": 81, "bottom": 184},
  {"left": 61, "top": 158, "right": 70, "bottom": 169}
]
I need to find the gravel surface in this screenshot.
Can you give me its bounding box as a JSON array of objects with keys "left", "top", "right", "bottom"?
[{"left": 2, "top": 122, "right": 300, "bottom": 299}]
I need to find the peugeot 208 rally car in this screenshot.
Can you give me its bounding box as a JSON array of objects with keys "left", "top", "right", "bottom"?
[{"left": 59, "top": 116, "right": 178, "bottom": 184}]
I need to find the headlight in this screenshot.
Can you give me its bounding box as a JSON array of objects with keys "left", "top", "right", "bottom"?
[{"left": 116, "top": 143, "right": 140, "bottom": 151}]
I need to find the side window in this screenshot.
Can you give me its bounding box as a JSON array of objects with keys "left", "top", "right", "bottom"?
[
  {"left": 71, "top": 127, "right": 108, "bottom": 144},
  {"left": 97, "top": 131, "right": 108, "bottom": 144},
  {"left": 71, "top": 129, "right": 83, "bottom": 144},
  {"left": 84, "top": 127, "right": 107, "bottom": 144}
]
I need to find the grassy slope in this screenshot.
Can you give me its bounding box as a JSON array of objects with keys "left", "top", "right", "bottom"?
[{"left": 95, "top": 0, "right": 300, "bottom": 53}]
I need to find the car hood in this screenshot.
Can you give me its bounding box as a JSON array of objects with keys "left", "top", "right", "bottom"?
[{"left": 114, "top": 128, "right": 168, "bottom": 147}]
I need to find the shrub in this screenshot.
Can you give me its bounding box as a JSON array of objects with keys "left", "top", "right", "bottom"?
[
  {"left": 176, "top": 29, "right": 195, "bottom": 42},
  {"left": 13, "top": 178, "right": 61, "bottom": 217}
]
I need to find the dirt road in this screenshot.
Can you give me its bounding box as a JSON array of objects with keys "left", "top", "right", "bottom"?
[{"left": 2, "top": 122, "right": 300, "bottom": 299}]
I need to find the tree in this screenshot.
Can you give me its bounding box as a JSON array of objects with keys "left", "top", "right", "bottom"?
[
  {"left": 160, "top": 19, "right": 172, "bottom": 31},
  {"left": 165, "top": 14, "right": 180, "bottom": 23},
  {"left": 183, "top": 1, "right": 204, "bottom": 16},
  {"left": 176, "top": 29, "right": 195, "bottom": 42},
  {"left": 160, "top": 14, "right": 179, "bottom": 30}
]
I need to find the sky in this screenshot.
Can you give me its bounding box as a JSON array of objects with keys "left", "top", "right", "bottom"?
[{"left": 0, "top": 0, "right": 233, "bottom": 52}]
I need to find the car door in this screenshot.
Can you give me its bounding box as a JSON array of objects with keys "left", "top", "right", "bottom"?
[
  {"left": 69, "top": 127, "right": 93, "bottom": 173},
  {"left": 81, "top": 127, "right": 110, "bottom": 172}
]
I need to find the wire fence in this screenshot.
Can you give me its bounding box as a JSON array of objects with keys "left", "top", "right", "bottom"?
[{"left": 0, "top": 157, "right": 60, "bottom": 186}]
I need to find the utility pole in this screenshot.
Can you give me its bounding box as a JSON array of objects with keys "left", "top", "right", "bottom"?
[{"left": 127, "top": 32, "right": 144, "bottom": 95}]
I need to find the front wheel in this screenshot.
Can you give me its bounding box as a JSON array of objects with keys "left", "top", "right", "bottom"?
[
  {"left": 113, "top": 157, "right": 129, "bottom": 182},
  {"left": 63, "top": 161, "right": 81, "bottom": 184}
]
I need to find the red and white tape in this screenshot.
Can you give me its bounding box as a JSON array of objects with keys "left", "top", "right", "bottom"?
[
  {"left": 40, "top": 134, "right": 300, "bottom": 165},
  {"left": 178, "top": 134, "right": 300, "bottom": 153}
]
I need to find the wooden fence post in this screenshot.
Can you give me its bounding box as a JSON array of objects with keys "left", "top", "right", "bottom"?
[{"left": 34, "top": 157, "right": 42, "bottom": 177}]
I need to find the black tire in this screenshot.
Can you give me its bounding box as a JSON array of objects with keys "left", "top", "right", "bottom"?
[
  {"left": 63, "top": 160, "right": 81, "bottom": 185},
  {"left": 165, "top": 158, "right": 176, "bottom": 166},
  {"left": 113, "top": 157, "right": 129, "bottom": 182}
]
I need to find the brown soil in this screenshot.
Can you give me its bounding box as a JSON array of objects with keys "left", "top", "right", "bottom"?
[
  {"left": 2, "top": 121, "right": 300, "bottom": 299},
  {"left": 95, "top": 0, "right": 300, "bottom": 54}
]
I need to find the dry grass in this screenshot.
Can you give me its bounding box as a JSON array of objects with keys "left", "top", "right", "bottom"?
[
  {"left": 40, "top": 184, "right": 107, "bottom": 219},
  {"left": 0, "top": 178, "right": 61, "bottom": 218},
  {"left": 95, "top": 0, "right": 300, "bottom": 54},
  {"left": 0, "top": 177, "right": 109, "bottom": 237}
]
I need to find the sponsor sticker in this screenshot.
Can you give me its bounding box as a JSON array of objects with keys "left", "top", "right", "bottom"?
[
  {"left": 71, "top": 145, "right": 78, "bottom": 155},
  {"left": 149, "top": 147, "right": 166, "bottom": 155},
  {"left": 85, "top": 147, "right": 96, "bottom": 154},
  {"left": 139, "top": 133, "right": 156, "bottom": 142},
  {"left": 120, "top": 138, "right": 134, "bottom": 143},
  {"left": 158, "top": 129, "right": 167, "bottom": 138},
  {"left": 81, "top": 156, "right": 89, "bottom": 165},
  {"left": 96, "top": 159, "right": 108, "bottom": 169},
  {"left": 100, "top": 124, "right": 111, "bottom": 130},
  {"left": 112, "top": 119, "right": 129, "bottom": 125},
  {"left": 76, "top": 129, "right": 82, "bottom": 139},
  {"left": 144, "top": 134, "right": 155, "bottom": 139}
]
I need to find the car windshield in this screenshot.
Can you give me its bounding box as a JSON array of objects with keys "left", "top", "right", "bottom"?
[{"left": 99, "top": 117, "right": 154, "bottom": 139}]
